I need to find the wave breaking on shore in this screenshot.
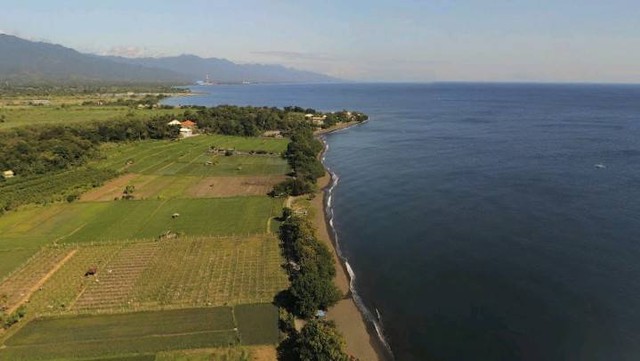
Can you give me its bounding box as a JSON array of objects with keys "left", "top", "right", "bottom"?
[{"left": 320, "top": 131, "right": 395, "bottom": 360}]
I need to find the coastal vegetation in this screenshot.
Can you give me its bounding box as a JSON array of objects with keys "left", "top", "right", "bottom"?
[
  {"left": 294, "top": 320, "right": 350, "bottom": 361},
  {"left": 279, "top": 211, "right": 341, "bottom": 317}
]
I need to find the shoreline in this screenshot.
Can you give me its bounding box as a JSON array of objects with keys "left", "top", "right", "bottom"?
[{"left": 312, "top": 121, "right": 394, "bottom": 361}]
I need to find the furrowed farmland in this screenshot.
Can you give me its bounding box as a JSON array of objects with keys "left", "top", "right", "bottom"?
[
  {"left": 0, "top": 132, "right": 291, "bottom": 360},
  {"left": 0, "top": 305, "right": 279, "bottom": 360}
]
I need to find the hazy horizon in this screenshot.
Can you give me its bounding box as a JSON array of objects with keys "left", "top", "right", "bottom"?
[{"left": 1, "top": 0, "right": 639, "bottom": 83}]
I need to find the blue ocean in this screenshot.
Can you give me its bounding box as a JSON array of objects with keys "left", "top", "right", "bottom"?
[{"left": 165, "top": 83, "right": 640, "bottom": 361}]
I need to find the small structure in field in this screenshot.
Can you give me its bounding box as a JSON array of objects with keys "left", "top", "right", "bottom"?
[
  {"left": 167, "top": 119, "right": 181, "bottom": 126},
  {"left": 84, "top": 266, "right": 97, "bottom": 277},
  {"left": 172, "top": 213, "right": 180, "bottom": 219},
  {"left": 2, "top": 170, "right": 14, "bottom": 179},
  {"left": 179, "top": 120, "right": 197, "bottom": 138},
  {"left": 158, "top": 230, "right": 178, "bottom": 240}
]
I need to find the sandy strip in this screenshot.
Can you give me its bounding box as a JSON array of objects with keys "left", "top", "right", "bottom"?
[{"left": 310, "top": 124, "right": 390, "bottom": 360}]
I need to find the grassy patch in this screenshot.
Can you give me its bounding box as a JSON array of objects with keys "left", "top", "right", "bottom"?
[
  {"left": 1, "top": 305, "right": 279, "bottom": 360},
  {"left": 0, "top": 106, "right": 179, "bottom": 129},
  {"left": 0, "top": 197, "right": 280, "bottom": 247},
  {"left": 235, "top": 304, "right": 280, "bottom": 345},
  {"left": 155, "top": 348, "right": 250, "bottom": 361},
  {"left": 94, "top": 135, "right": 289, "bottom": 176},
  {"left": 6, "top": 307, "right": 235, "bottom": 346},
  {"left": 0, "top": 249, "right": 42, "bottom": 281}
]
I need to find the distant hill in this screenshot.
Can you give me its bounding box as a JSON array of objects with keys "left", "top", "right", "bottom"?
[
  {"left": 0, "top": 34, "right": 188, "bottom": 85},
  {"left": 0, "top": 35, "right": 339, "bottom": 85},
  {"left": 105, "top": 54, "right": 340, "bottom": 83}
]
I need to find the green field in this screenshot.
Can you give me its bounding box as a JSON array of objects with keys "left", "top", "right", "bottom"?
[
  {"left": 0, "top": 130, "right": 290, "bottom": 359},
  {"left": 95, "top": 135, "right": 289, "bottom": 176},
  {"left": 0, "top": 105, "right": 180, "bottom": 129},
  {"left": 0, "top": 196, "right": 280, "bottom": 246},
  {"left": 0, "top": 237, "right": 287, "bottom": 319},
  {"left": 235, "top": 303, "right": 281, "bottom": 345},
  {"left": 0, "top": 305, "right": 279, "bottom": 360}
]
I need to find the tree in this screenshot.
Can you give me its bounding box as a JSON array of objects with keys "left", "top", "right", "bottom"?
[
  {"left": 294, "top": 320, "right": 349, "bottom": 361},
  {"left": 122, "top": 185, "right": 135, "bottom": 200},
  {"left": 290, "top": 271, "right": 342, "bottom": 318}
]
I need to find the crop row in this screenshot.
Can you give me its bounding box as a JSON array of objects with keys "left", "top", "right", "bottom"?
[{"left": 0, "top": 167, "right": 116, "bottom": 213}]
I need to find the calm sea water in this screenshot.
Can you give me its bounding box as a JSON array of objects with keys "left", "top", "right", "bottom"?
[{"left": 165, "top": 83, "right": 640, "bottom": 361}]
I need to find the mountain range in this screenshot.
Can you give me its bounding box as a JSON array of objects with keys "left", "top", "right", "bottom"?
[{"left": 0, "top": 34, "right": 338, "bottom": 85}]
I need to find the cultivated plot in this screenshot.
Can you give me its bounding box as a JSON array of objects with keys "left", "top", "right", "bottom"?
[
  {"left": 1, "top": 237, "right": 287, "bottom": 318},
  {"left": 96, "top": 134, "right": 289, "bottom": 175},
  {"left": 0, "top": 197, "right": 282, "bottom": 247},
  {"left": 0, "top": 306, "right": 280, "bottom": 360},
  {"left": 81, "top": 174, "right": 287, "bottom": 201}
]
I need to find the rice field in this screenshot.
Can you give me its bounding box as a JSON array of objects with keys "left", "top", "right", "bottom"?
[
  {"left": 95, "top": 134, "right": 289, "bottom": 175},
  {"left": 0, "top": 306, "right": 280, "bottom": 360},
  {"left": 0, "top": 196, "right": 282, "bottom": 247}
]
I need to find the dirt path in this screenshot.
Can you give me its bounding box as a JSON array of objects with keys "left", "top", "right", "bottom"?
[{"left": 6, "top": 249, "right": 77, "bottom": 315}]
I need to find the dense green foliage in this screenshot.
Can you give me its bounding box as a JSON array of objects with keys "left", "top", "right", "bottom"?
[
  {"left": 322, "top": 110, "right": 369, "bottom": 129},
  {"left": 271, "top": 126, "right": 325, "bottom": 197},
  {"left": 279, "top": 212, "right": 342, "bottom": 318},
  {"left": 0, "top": 167, "right": 116, "bottom": 213},
  {"left": 0, "top": 117, "right": 179, "bottom": 177},
  {"left": 285, "top": 127, "right": 325, "bottom": 182},
  {"left": 293, "top": 320, "right": 349, "bottom": 361},
  {"left": 271, "top": 178, "right": 315, "bottom": 197},
  {"left": 186, "top": 105, "right": 303, "bottom": 137}
]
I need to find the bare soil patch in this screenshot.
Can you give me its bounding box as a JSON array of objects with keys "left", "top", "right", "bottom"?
[
  {"left": 251, "top": 346, "right": 278, "bottom": 361},
  {"left": 187, "top": 175, "right": 287, "bottom": 198},
  {"left": 79, "top": 173, "right": 139, "bottom": 202}
]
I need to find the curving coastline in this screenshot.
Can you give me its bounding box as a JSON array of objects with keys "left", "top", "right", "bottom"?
[{"left": 314, "top": 122, "right": 395, "bottom": 361}]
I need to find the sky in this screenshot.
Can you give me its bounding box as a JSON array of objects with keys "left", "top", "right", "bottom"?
[{"left": 0, "top": 0, "right": 639, "bottom": 83}]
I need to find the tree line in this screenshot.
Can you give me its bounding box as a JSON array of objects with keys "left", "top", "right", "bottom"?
[
  {"left": 276, "top": 208, "right": 352, "bottom": 361},
  {"left": 271, "top": 126, "right": 325, "bottom": 197}
]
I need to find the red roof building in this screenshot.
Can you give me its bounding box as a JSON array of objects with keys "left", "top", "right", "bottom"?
[{"left": 181, "top": 120, "right": 196, "bottom": 128}]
